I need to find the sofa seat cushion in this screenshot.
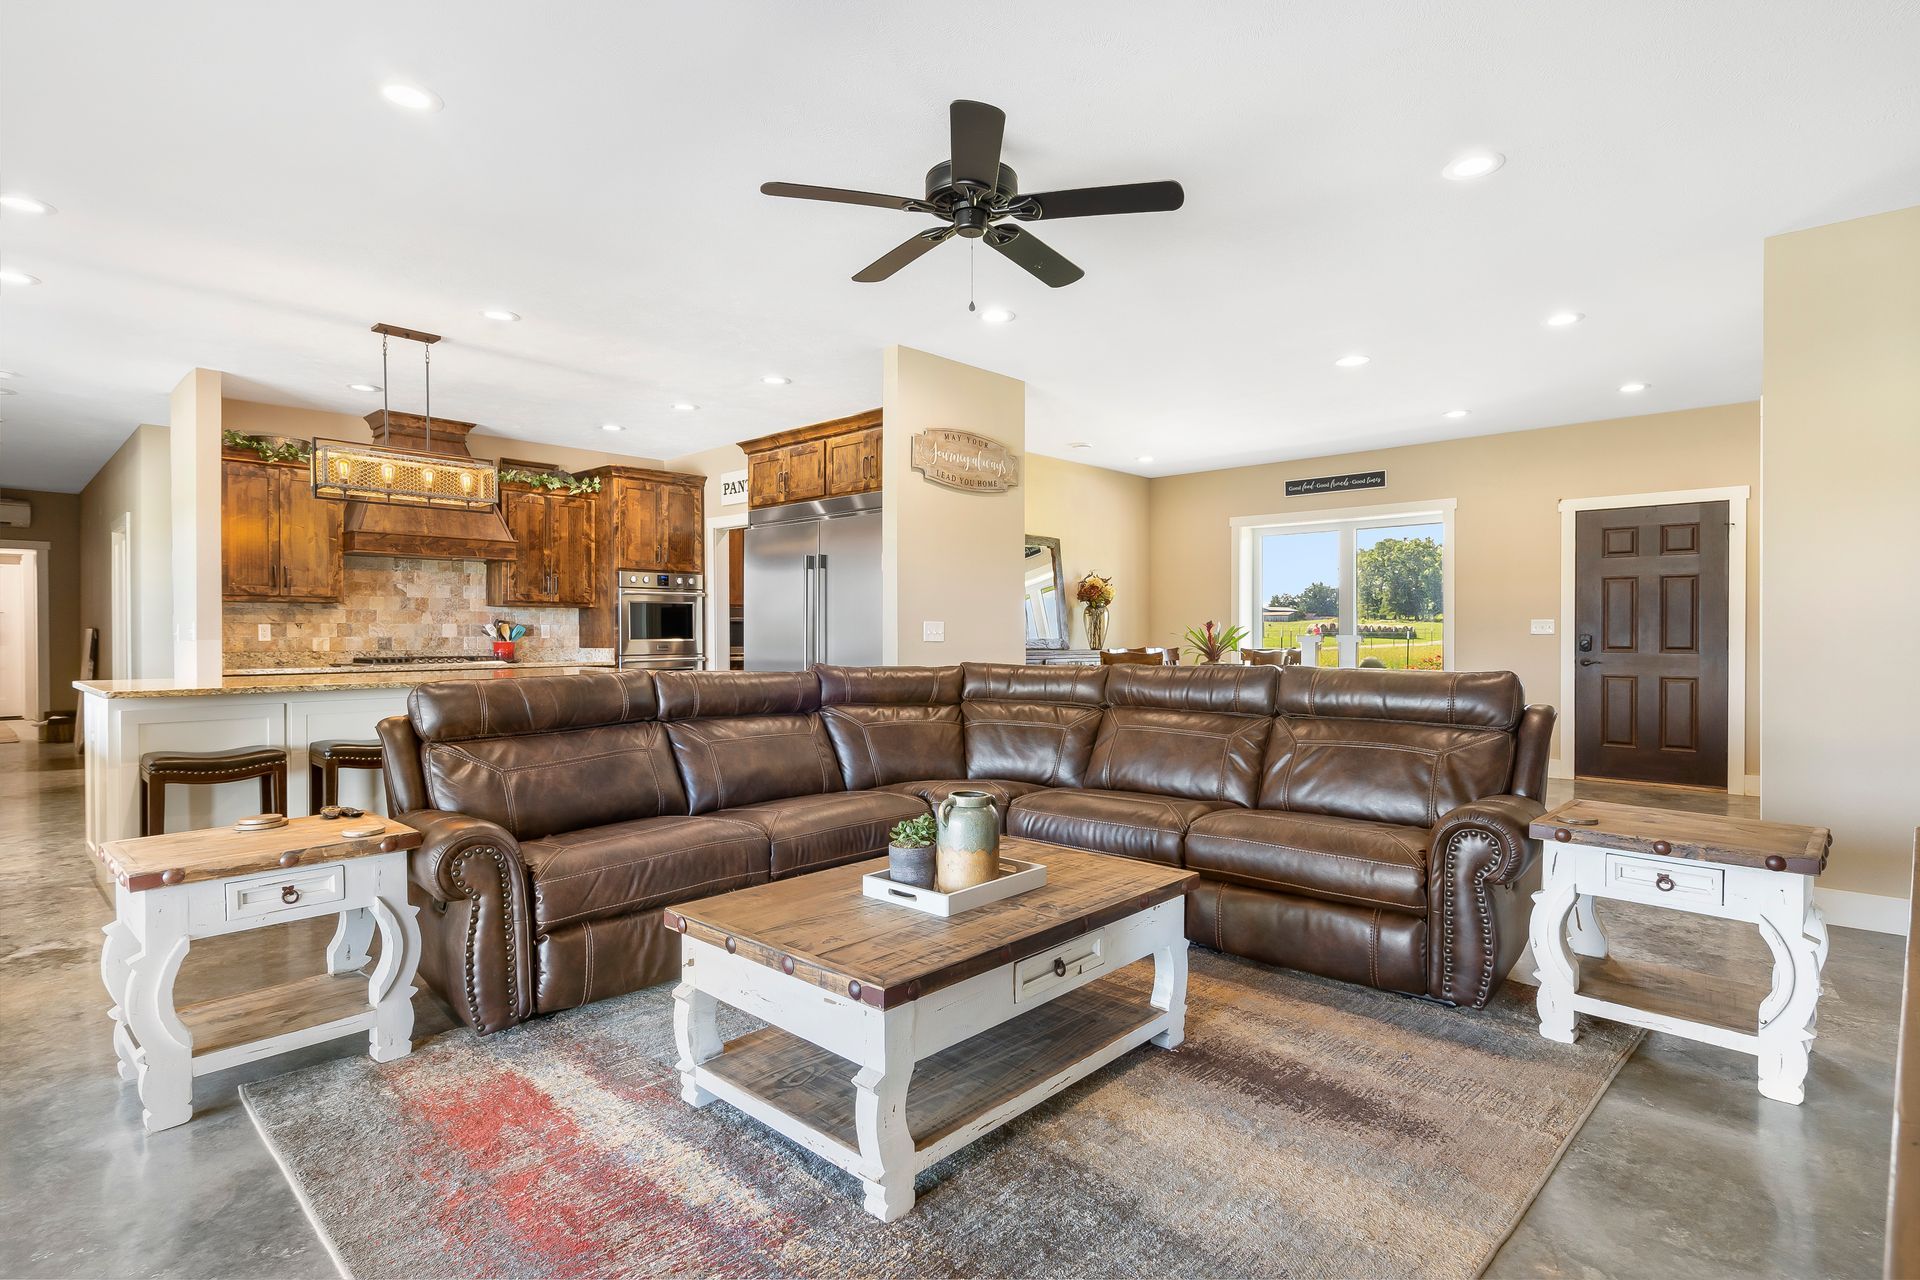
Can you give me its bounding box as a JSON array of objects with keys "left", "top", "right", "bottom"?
[
  {"left": 880, "top": 778, "right": 1046, "bottom": 826},
  {"left": 1006, "top": 789, "right": 1232, "bottom": 866},
  {"left": 523, "top": 814, "right": 771, "bottom": 930},
  {"left": 720, "top": 789, "right": 929, "bottom": 878},
  {"left": 1184, "top": 809, "right": 1430, "bottom": 914}
]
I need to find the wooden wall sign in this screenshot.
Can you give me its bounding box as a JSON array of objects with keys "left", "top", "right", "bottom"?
[
  {"left": 1285, "top": 470, "right": 1385, "bottom": 497},
  {"left": 909, "top": 429, "right": 1021, "bottom": 493}
]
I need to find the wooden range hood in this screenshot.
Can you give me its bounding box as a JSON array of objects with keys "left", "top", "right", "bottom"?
[{"left": 339, "top": 412, "right": 518, "bottom": 562}]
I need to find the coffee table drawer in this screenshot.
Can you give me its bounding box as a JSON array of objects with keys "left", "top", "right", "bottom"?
[
  {"left": 1603, "top": 852, "right": 1723, "bottom": 907},
  {"left": 1014, "top": 932, "right": 1106, "bottom": 1004}
]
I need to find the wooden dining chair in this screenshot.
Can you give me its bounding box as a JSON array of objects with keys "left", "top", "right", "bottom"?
[
  {"left": 1239, "top": 648, "right": 1302, "bottom": 666},
  {"left": 1100, "top": 647, "right": 1179, "bottom": 666}
]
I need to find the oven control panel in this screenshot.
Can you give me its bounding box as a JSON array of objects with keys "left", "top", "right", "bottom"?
[{"left": 619, "top": 571, "right": 703, "bottom": 592}]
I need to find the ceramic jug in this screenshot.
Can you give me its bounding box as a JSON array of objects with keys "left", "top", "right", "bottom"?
[{"left": 935, "top": 790, "right": 1000, "bottom": 893}]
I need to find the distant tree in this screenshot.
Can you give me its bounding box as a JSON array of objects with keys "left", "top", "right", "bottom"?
[
  {"left": 1297, "top": 581, "right": 1339, "bottom": 617},
  {"left": 1356, "top": 537, "right": 1442, "bottom": 619},
  {"left": 1267, "top": 594, "right": 1283, "bottom": 609}
]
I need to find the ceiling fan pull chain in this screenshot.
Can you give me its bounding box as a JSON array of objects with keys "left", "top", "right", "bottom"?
[{"left": 968, "top": 237, "right": 976, "bottom": 312}]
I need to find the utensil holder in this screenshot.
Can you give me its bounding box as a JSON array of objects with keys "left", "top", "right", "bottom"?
[{"left": 491, "top": 640, "right": 517, "bottom": 662}]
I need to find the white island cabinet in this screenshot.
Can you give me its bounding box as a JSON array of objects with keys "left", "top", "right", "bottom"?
[{"left": 75, "top": 664, "right": 608, "bottom": 850}]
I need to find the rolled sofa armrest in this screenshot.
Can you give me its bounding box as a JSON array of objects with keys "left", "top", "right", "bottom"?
[
  {"left": 396, "top": 809, "right": 533, "bottom": 1034},
  {"left": 1426, "top": 794, "right": 1548, "bottom": 1007}
]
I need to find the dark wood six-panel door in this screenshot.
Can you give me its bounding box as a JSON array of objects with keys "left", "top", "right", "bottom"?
[{"left": 1574, "top": 501, "right": 1729, "bottom": 787}]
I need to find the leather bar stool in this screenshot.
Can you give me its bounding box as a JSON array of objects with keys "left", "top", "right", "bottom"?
[
  {"left": 308, "top": 739, "right": 385, "bottom": 813},
  {"left": 138, "top": 746, "right": 289, "bottom": 836}
]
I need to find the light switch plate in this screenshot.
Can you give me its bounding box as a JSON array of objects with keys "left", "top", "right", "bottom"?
[
  {"left": 1530, "top": 618, "right": 1556, "bottom": 635},
  {"left": 257, "top": 623, "right": 272, "bottom": 641},
  {"left": 923, "top": 621, "right": 946, "bottom": 642}
]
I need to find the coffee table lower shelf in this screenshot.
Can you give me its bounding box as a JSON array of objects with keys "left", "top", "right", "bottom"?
[{"left": 704, "top": 977, "right": 1160, "bottom": 1159}]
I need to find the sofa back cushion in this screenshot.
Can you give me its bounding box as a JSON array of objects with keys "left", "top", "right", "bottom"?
[
  {"left": 655, "top": 670, "right": 843, "bottom": 813},
  {"left": 1259, "top": 668, "right": 1520, "bottom": 827},
  {"left": 959, "top": 663, "right": 1107, "bottom": 787},
  {"left": 1085, "top": 665, "right": 1278, "bottom": 805},
  {"left": 409, "top": 670, "right": 688, "bottom": 841},
  {"left": 817, "top": 664, "right": 965, "bottom": 789}
]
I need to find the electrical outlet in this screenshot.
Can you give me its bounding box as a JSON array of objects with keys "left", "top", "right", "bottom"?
[
  {"left": 923, "top": 621, "right": 946, "bottom": 642},
  {"left": 257, "top": 623, "right": 272, "bottom": 641},
  {"left": 1530, "top": 618, "right": 1556, "bottom": 635}
]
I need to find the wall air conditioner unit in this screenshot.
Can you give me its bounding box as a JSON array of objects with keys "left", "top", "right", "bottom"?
[{"left": 0, "top": 498, "right": 29, "bottom": 528}]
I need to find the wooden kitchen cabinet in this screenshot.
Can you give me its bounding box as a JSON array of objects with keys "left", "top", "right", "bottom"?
[
  {"left": 575, "top": 465, "right": 706, "bottom": 648},
  {"left": 826, "top": 426, "right": 882, "bottom": 496},
  {"left": 487, "top": 486, "right": 596, "bottom": 607},
  {"left": 221, "top": 455, "right": 343, "bottom": 602},
  {"left": 739, "top": 408, "right": 882, "bottom": 509},
  {"left": 662, "top": 484, "right": 700, "bottom": 572}
]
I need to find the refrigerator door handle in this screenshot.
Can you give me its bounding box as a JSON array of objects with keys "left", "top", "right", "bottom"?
[
  {"left": 816, "top": 554, "right": 830, "bottom": 664},
  {"left": 802, "top": 554, "right": 817, "bottom": 667}
]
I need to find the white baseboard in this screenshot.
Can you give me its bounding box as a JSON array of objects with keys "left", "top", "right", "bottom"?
[{"left": 1815, "top": 887, "right": 1911, "bottom": 936}]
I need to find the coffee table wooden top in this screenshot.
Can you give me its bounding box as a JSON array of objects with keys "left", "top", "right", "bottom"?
[
  {"left": 1530, "top": 799, "right": 1830, "bottom": 876},
  {"left": 665, "top": 838, "right": 1195, "bottom": 1010},
  {"left": 97, "top": 815, "right": 423, "bottom": 892}
]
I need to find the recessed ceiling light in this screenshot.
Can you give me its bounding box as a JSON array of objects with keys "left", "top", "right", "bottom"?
[
  {"left": 0, "top": 268, "right": 41, "bottom": 286},
  {"left": 601, "top": 423, "right": 624, "bottom": 432},
  {"left": 1441, "top": 151, "right": 1506, "bottom": 181},
  {"left": 981, "top": 307, "right": 1016, "bottom": 324},
  {"left": 347, "top": 383, "right": 381, "bottom": 393},
  {"left": 0, "top": 194, "right": 54, "bottom": 215},
  {"left": 1333, "top": 353, "right": 1371, "bottom": 368},
  {"left": 1442, "top": 409, "right": 1469, "bottom": 419},
  {"left": 1067, "top": 441, "right": 1093, "bottom": 450},
  {"left": 1619, "top": 381, "right": 1650, "bottom": 394},
  {"left": 1137, "top": 454, "right": 1155, "bottom": 464},
  {"left": 1545, "top": 311, "right": 1585, "bottom": 328},
  {"left": 380, "top": 82, "right": 443, "bottom": 112},
  {"left": 670, "top": 402, "right": 698, "bottom": 412},
  {"left": 761, "top": 375, "right": 791, "bottom": 386},
  {"left": 481, "top": 308, "right": 520, "bottom": 322}
]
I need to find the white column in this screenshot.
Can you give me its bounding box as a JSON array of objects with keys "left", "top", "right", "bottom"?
[{"left": 169, "top": 369, "right": 224, "bottom": 683}]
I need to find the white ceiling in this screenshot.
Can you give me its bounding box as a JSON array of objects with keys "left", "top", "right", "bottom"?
[{"left": 4, "top": 2, "right": 1919, "bottom": 492}]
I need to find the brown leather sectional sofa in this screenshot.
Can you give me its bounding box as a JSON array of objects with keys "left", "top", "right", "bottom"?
[{"left": 378, "top": 661, "right": 1554, "bottom": 1034}]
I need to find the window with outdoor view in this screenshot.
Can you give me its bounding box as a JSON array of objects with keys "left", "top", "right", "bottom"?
[{"left": 1247, "top": 508, "right": 1450, "bottom": 670}]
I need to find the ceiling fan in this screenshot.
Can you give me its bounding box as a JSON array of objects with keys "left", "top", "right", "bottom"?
[{"left": 761, "top": 100, "right": 1184, "bottom": 289}]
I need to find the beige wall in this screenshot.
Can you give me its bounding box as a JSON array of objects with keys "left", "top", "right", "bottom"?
[
  {"left": 666, "top": 442, "right": 750, "bottom": 522},
  {"left": 0, "top": 486, "right": 83, "bottom": 712},
  {"left": 221, "top": 400, "right": 668, "bottom": 474},
  {"left": 882, "top": 347, "right": 1026, "bottom": 665},
  {"left": 78, "top": 425, "right": 174, "bottom": 682},
  {"left": 1147, "top": 403, "right": 1762, "bottom": 770},
  {"left": 1762, "top": 206, "right": 1920, "bottom": 901},
  {"left": 1025, "top": 454, "right": 1152, "bottom": 649}
]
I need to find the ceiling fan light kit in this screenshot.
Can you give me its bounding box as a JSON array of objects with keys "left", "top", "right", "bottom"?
[{"left": 762, "top": 100, "right": 1184, "bottom": 289}]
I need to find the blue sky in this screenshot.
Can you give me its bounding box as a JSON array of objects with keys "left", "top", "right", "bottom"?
[{"left": 1258, "top": 521, "right": 1443, "bottom": 607}]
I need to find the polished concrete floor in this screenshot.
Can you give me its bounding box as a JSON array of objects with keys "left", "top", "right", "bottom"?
[{"left": 0, "top": 738, "right": 1899, "bottom": 1278}]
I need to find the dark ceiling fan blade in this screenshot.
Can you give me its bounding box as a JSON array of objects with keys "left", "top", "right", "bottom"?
[
  {"left": 1015, "top": 180, "right": 1185, "bottom": 220},
  {"left": 760, "top": 181, "right": 922, "bottom": 211},
  {"left": 853, "top": 228, "right": 955, "bottom": 282},
  {"left": 950, "top": 100, "right": 1006, "bottom": 190},
  {"left": 986, "top": 225, "right": 1084, "bottom": 287}
]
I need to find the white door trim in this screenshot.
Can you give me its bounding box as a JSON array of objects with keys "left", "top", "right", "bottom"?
[
  {"left": 110, "top": 512, "right": 133, "bottom": 681},
  {"left": 1556, "top": 486, "right": 1750, "bottom": 794},
  {"left": 703, "top": 510, "right": 748, "bottom": 671},
  {"left": 0, "top": 538, "right": 52, "bottom": 720}
]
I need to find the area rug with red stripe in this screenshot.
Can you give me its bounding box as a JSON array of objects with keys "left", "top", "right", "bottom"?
[{"left": 241, "top": 949, "right": 1637, "bottom": 1279}]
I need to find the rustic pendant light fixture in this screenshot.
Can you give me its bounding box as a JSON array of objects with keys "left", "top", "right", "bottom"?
[{"left": 311, "top": 323, "right": 500, "bottom": 509}]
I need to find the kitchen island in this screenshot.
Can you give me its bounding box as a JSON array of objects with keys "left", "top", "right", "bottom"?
[{"left": 75, "top": 662, "right": 611, "bottom": 851}]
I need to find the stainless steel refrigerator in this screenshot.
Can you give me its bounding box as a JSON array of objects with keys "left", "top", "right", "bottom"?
[{"left": 743, "top": 492, "right": 883, "bottom": 670}]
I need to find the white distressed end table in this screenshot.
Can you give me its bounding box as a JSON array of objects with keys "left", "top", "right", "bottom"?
[
  {"left": 663, "top": 840, "right": 1193, "bottom": 1221},
  {"left": 1529, "top": 799, "right": 1832, "bottom": 1104},
  {"left": 95, "top": 814, "right": 424, "bottom": 1132}
]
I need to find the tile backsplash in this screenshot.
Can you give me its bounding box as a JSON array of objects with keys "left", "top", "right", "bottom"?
[{"left": 224, "top": 556, "right": 611, "bottom": 667}]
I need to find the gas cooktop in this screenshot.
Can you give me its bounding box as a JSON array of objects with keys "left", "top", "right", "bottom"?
[{"left": 348, "top": 654, "right": 490, "bottom": 666}]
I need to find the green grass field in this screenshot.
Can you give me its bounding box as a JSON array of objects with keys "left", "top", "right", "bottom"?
[{"left": 1260, "top": 618, "right": 1444, "bottom": 669}]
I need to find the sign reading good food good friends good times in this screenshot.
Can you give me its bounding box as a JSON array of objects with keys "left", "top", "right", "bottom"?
[
  {"left": 1285, "top": 469, "right": 1386, "bottom": 497},
  {"left": 909, "top": 428, "right": 1022, "bottom": 493}
]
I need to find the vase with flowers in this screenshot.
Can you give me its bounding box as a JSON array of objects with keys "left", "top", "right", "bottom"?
[
  {"left": 1183, "top": 620, "right": 1249, "bottom": 665},
  {"left": 1075, "top": 573, "right": 1115, "bottom": 649}
]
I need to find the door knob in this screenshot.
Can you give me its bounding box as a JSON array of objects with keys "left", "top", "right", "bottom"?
[{"left": 1579, "top": 658, "right": 1602, "bottom": 667}]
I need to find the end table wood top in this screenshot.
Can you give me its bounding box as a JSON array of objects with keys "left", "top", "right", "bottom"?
[
  {"left": 665, "top": 838, "right": 1195, "bottom": 1010},
  {"left": 1530, "top": 799, "right": 1830, "bottom": 875},
  {"left": 97, "top": 815, "right": 423, "bottom": 892}
]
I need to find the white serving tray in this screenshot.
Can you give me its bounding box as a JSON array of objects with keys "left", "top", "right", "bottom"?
[{"left": 861, "top": 857, "right": 1047, "bottom": 917}]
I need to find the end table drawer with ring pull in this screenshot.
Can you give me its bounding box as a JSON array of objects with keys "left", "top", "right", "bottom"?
[
  {"left": 225, "top": 863, "right": 346, "bottom": 921},
  {"left": 1013, "top": 932, "right": 1106, "bottom": 1004},
  {"left": 1603, "top": 851, "right": 1724, "bottom": 907}
]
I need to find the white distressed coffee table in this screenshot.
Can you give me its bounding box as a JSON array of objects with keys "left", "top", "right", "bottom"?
[
  {"left": 664, "top": 840, "right": 1193, "bottom": 1221},
  {"left": 95, "top": 815, "right": 423, "bottom": 1132},
  {"left": 1529, "top": 799, "right": 1832, "bottom": 1104}
]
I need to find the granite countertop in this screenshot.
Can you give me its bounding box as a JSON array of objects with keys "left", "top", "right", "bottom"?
[
  {"left": 74, "top": 661, "right": 616, "bottom": 699},
  {"left": 221, "top": 657, "right": 613, "bottom": 677}
]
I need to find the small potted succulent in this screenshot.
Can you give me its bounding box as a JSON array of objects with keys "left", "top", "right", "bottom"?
[{"left": 887, "top": 814, "right": 938, "bottom": 889}]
